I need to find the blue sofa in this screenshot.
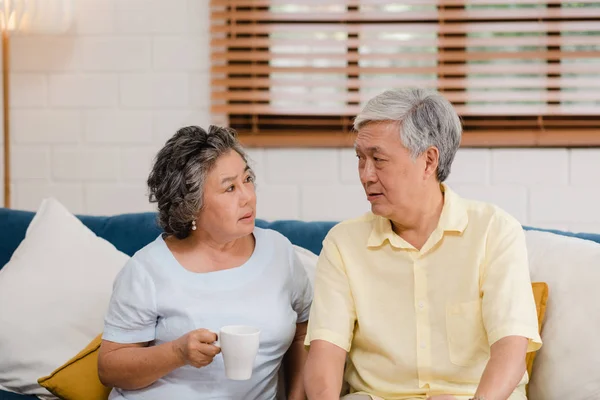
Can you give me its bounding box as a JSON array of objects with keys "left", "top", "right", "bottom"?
[{"left": 1, "top": 207, "right": 599, "bottom": 400}]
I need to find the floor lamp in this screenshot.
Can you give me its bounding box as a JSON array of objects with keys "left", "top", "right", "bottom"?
[
  {"left": 1, "top": 0, "right": 72, "bottom": 208},
  {"left": 2, "top": 24, "right": 8, "bottom": 208}
]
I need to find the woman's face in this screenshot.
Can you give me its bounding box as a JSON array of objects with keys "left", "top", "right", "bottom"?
[{"left": 196, "top": 149, "right": 257, "bottom": 241}]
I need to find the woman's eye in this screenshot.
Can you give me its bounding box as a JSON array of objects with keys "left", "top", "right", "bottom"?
[
  {"left": 245, "top": 175, "right": 254, "bottom": 183},
  {"left": 226, "top": 185, "right": 235, "bottom": 192}
]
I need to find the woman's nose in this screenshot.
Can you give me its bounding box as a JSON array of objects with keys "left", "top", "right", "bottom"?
[{"left": 240, "top": 183, "right": 255, "bottom": 204}]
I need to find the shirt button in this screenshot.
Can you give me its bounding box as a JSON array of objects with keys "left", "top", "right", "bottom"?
[
  {"left": 418, "top": 301, "right": 425, "bottom": 309},
  {"left": 420, "top": 343, "right": 426, "bottom": 349}
]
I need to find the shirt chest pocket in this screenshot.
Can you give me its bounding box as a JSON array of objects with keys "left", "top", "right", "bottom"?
[{"left": 445, "top": 300, "right": 490, "bottom": 367}]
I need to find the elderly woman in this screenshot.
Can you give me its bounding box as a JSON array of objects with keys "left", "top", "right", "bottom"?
[{"left": 98, "top": 125, "right": 312, "bottom": 400}]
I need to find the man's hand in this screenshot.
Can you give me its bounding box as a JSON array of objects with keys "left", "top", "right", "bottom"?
[{"left": 426, "top": 396, "right": 458, "bottom": 400}]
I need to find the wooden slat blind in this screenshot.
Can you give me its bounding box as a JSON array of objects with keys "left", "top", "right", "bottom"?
[{"left": 210, "top": 0, "right": 600, "bottom": 147}]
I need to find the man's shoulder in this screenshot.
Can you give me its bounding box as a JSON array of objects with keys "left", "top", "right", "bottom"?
[
  {"left": 324, "top": 212, "right": 377, "bottom": 242},
  {"left": 460, "top": 195, "right": 522, "bottom": 233}
]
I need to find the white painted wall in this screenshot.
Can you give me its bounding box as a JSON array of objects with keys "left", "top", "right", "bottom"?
[{"left": 0, "top": 0, "right": 599, "bottom": 233}]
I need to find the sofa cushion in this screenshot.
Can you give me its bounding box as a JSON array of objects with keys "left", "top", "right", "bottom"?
[
  {"left": 37, "top": 334, "right": 110, "bottom": 400},
  {"left": 526, "top": 282, "right": 548, "bottom": 388},
  {"left": 0, "top": 209, "right": 162, "bottom": 271},
  {"left": 0, "top": 390, "right": 37, "bottom": 400},
  {"left": 0, "top": 198, "right": 129, "bottom": 396},
  {"left": 525, "top": 230, "right": 600, "bottom": 400}
]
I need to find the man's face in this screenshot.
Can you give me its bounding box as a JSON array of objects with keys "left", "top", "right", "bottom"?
[{"left": 354, "top": 121, "right": 434, "bottom": 221}]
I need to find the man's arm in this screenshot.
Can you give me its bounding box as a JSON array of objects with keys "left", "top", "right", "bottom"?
[
  {"left": 304, "top": 234, "right": 356, "bottom": 399},
  {"left": 304, "top": 340, "right": 347, "bottom": 400},
  {"left": 428, "top": 336, "right": 528, "bottom": 400},
  {"left": 474, "top": 335, "right": 529, "bottom": 400},
  {"left": 477, "top": 212, "right": 541, "bottom": 399}
]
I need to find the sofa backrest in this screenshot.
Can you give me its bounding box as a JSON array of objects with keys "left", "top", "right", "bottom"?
[
  {"left": 1, "top": 207, "right": 599, "bottom": 271},
  {"left": 0, "top": 208, "right": 337, "bottom": 270}
]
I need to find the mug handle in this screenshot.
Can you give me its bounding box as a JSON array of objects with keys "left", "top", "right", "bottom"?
[{"left": 210, "top": 330, "right": 220, "bottom": 348}]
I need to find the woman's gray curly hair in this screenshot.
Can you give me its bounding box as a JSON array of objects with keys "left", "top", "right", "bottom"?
[{"left": 147, "top": 125, "right": 250, "bottom": 239}]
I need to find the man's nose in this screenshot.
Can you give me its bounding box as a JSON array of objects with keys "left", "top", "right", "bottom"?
[{"left": 360, "top": 160, "right": 377, "bottom": 184}]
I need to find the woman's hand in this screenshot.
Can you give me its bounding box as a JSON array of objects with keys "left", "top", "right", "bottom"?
[{"left": 172, "top": 328, "right": 221, "bottom": 368}]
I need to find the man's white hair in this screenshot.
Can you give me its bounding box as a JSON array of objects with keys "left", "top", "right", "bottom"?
[{"left": 354, "top": 88, "right": 462, "bottom": 182}]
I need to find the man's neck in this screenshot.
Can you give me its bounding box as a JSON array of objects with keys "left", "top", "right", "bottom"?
[{"left": 391, "top": 184, "right": 445, "bottom": 250}]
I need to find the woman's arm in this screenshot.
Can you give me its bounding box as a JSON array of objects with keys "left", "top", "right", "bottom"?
[
  {"left": 98, "top": 340, "right": 183, "bottom": 390},
  {"left": 283, "top": 322, "right": 309, "bottom": 400},
  {"left": 98, "top": 328, "right": 220, "bottom": 390}
]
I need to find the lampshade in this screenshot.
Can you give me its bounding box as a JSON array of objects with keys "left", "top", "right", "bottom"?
[{"left": 0, "top": 0, "right": 73, "bottom": 34}]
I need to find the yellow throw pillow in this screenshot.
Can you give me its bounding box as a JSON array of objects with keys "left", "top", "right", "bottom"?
[
  {"left": 526, "top": 282, "right": 549, "bottom": 393},
  {"left": 38, "top": 334, "right": 111, "bottom": 400}
]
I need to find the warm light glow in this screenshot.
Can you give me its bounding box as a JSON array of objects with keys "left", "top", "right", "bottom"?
[{"left": 0, "top": 0, "right": 73, "bottom": 33}]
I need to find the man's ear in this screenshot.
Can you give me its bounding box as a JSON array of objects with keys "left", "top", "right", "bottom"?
[{"left": 423, "top": 146, "right": 439, "bottom": 180}]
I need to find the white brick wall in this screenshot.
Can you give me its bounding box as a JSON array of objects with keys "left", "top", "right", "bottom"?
[{"left": 0, "top": 0, "right": 599, "bottom": 235}]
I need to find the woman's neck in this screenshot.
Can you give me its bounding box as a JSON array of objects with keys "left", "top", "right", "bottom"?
[{"left": 165, "top": 230, "right": 256, "bottom": 273}]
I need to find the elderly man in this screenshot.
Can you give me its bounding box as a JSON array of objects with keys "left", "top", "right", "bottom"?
[{"left": 304, "top": 88, "right": 542, "bottom": 400}]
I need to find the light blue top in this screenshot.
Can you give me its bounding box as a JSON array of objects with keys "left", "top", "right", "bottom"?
[{"left": 102, "top": 227, "right": 313, "bottom": 400}]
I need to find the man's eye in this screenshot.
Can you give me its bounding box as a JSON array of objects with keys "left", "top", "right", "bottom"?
[
  {"left": 245, "top": 175, "right": 254, "bottom": 183},
  {"left": 226, "top": 185, "right": 235, "bottom": 192}
]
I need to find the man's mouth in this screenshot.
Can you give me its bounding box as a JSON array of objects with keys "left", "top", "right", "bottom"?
[{"left": 367, "top": 192, "right": 383, "bottom": 200}]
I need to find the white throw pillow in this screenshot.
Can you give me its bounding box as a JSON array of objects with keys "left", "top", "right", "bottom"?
[
  {"left": 277, "top": 245, "right": 318, "bottom": 400},
  {"left": 525, "top": 230, "right": 600, "bottom": 400},
  {"left": 0, "top": 198, "right": 129, "bottom": 397},
  {"left": 293, "top": 244, "right": 317, "bottom": 286}
]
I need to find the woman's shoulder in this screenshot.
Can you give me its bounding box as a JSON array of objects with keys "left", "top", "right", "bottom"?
[
  {"left": 255, "top": 226, "right": 294, "bottom": 251},
  {"left": 130, "top": 234, "right": 164, "bottom": 260},
  {"left": 254, "top": 226, "right": 292, "bottom": 247},
  {"left": 119, "top": 235, "right": 166, "bottom": 276}
]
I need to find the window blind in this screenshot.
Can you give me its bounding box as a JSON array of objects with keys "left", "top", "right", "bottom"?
[{"left": 210, "top": 0, "right": 600, "bottom": 145}]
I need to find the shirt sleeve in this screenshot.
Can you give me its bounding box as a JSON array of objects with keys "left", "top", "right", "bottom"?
[
  {"left": 102, "top": 257, "right": 157, "bottom": 344},
  {"left": 304, "top": 236, "right": 356, "bottom": 352},
  {"left": 481, "top": 212, "right": 542, "bottom": 353},
  {"left": 290, "top": 249, "right": 314, "bottom": 324}
]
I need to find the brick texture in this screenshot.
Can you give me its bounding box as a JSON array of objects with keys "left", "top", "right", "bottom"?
[{"left": 3, "top": 0, "right": 598, "bottom": 235}]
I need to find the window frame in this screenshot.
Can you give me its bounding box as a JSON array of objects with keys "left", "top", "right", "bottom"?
[{"left": 210, "top": 0, "right": 600, "bottom": 148}]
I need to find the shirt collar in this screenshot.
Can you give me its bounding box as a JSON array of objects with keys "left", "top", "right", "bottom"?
[{"left": 367, "top": 183, "right": 468, "bottom": 250}]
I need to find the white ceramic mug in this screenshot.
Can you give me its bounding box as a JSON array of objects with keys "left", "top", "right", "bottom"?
[{"left": 218, "top": 325, "right": 260, "bottom": 380}]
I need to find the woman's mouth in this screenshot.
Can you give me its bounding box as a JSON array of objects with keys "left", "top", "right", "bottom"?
[{"left": 240, "top": 212, "right": 254, "bottom": 221}]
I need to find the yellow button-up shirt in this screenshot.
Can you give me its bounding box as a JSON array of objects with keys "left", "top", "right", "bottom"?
[{"left": 305, "top": 185, "right": 542, "bottom": 400}]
